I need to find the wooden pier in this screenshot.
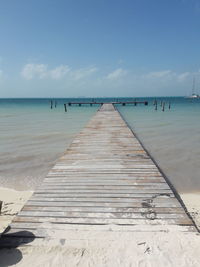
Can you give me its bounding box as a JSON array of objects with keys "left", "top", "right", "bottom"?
[
  {"left": 1, "top": 104, "right": 197, "bottom": 246},
  {"left": 67, "top": 101, "right": 148, "bottom": 106}
]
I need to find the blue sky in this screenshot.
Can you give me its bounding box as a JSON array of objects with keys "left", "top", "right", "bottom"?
[{"left": 1, "top": 0, "right": 200, "bottom": 97}]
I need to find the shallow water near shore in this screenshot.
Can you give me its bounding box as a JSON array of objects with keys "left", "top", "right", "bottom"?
[
  {"left": 0, "top": 97, "right": 200, "bottom": 193},
  {"left": 118, "top": 97, "right": 200, "bottom": 193},
  {"left": 0, "top": 98, "right": 98, "bottom": 189}
]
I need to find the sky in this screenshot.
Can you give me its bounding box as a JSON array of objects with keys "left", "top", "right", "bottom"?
[{"left": 1, "top": 0, "right": 200, "bottom": 97}]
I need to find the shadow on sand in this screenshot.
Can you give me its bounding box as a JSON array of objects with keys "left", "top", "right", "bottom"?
[{"left": 0, "top": 226, "right": 35, "bottom": 266}]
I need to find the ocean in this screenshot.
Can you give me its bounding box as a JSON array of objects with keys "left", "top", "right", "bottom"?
[{"left": 0, "top": 97, "right": 200, "bottom": 193}]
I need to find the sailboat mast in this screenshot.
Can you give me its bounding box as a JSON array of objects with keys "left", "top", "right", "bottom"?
[{"left": 192, "top": 77, "right": 195, "bottom": 95}]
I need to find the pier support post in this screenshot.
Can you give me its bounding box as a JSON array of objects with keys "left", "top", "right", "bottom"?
[{"left": 162, "top": 102, "right": 165, "bottom": 112}]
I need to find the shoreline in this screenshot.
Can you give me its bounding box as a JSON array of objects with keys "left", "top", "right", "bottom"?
[{"left": 180, "top": 193, "right": 200, "bottom": 230}]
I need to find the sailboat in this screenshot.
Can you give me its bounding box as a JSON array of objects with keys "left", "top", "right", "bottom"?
[{"left": 187, "top": 77, "right": 200, "bottom": 98}]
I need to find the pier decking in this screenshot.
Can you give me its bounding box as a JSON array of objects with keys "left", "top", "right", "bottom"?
[{"left": 1, "top": 104, "right": 197, "bottom": 246}]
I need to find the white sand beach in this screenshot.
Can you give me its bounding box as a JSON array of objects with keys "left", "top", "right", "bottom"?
[
  {"left": 0, "top": 187, "right": 200, "bottom": 267},
  {"left": 180, "top": 193, "right": 200, "bottom": 229},
  {"left": 0, "top": 187, "right": 33, "bottom": 234},
  {"left": 0, "top": 230, "right": 200, "bottom": 267}
]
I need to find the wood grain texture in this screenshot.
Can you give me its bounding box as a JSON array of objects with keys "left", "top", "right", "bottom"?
[{"left": 2, "top": 103, "right": 196, "bottom": 244}]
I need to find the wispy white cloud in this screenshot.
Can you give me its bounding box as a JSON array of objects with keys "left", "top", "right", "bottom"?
[
  {"left": 144, "top": 70, "right": 173, "bottom": 79},
  {"left": 21, "top": 64, "right": 97, "bottom": 81},
  {"left": 70, "top": 67, "right": 98, "bottom": 80},
  {"left": 50, "top": 65, "right": 70, "bottom": 80},
  {"left": 177, "top": 72, "right": 191, "bottom": 82},
  {"left": 21, "top": 64, "right": 48, "bottom": 80},
  {"left": 141, "top": 69, "right": 199, "bottom": 83},
  {"left": 19, "top": 63, "right": 200, "bottom": 97},
  {"left": 106, "top": 68, "right": 127, "bottom": 80}
]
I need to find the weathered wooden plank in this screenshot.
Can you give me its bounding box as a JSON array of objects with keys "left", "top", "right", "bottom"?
[
  {"left": 36, "top": 189, "right": 172, "bottom": 194},
  {"left": 32, "top": 193, "right": 174, "bottom": 198},
  {"left": 12, "top": 216, "right": 193, "bottom": 226},
  {"left": 36, "top": 182, "right": 168, "bottom": 186},
  {"left": 17, "top": 211, "right": 188, "bottom": 220},
  {"left": 41, "top": 181, "right": 168, "bottom": 185},
  {"left": 53, "top": 165, "right": 158, "bottom": 169},
  {"left": 39, "top": 184, "right": 171, "bottom": 189},
  {"left": 26, "top": 200, "right": 182, "bottom": 208},
  {"left": 54, "top": 159, "right": 151, "bottom": 163},
  {"left": 29, "top": 196, "right": 176, "bottom": 202},
  {"left": 47, "top": 174, "right": 162, "bottom": 178},
  {"left": 49, "top": 170, "right": 160, "bottom": 174},
  {"left": 42, "top": 180, "right": 167, "bottom": 185},
  {"left": 43, "top": 179, "right": 166, "bottom": 184},
  {"left": 3, "top": 103, "right": 196, "bottom": 241},
  {"left": 22, "top": 206, "right": 185, "bottom": 214}
]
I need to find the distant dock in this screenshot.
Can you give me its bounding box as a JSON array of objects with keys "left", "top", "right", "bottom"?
[
  {"left": 0, "top": 103, "right": 196, "bottom": 247},
  {"left": 67, "top": 101, "right": 148, "bottom": 106}
]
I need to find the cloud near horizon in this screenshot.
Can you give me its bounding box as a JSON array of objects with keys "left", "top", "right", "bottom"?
[
  {"left": 2, "top": 63, "right": 198, "bottom": 97},
  {"left": 21, "top": 63, "right": 97, "bottom": 81},
  {"left": 20, "top": 63, "right": 198, "bottom": 84},
  {"left": 106, "top": 68, "right": 128, "bottom": 80}
]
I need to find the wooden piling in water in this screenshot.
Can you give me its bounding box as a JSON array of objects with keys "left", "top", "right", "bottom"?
[
  {"left": 64, "top": 104, "right": 67, "bottom": 112},
  {"left": 162, "top": 102, "right": 165, "bottom": 112}
]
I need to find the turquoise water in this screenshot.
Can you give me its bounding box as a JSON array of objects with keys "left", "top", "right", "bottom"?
[
  {"left": 0, "top": 99, "right": 98, "bottom": 189},
  {"left": 0, "top": 97, "right": 200, "bottom": 193},
  {"left": 118, "top": 97, "right": 200, "bottom": 193}
]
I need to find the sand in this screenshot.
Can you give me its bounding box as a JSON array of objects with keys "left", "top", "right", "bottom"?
[
  {"left": 180, "top": 193, "right": 200, "bottom": 229},
  {"left": 0, "top": 231, "right": 200, "bottom": 267},
  {"left": 0, "top": 187, "right": 200, "bottom": 267},
  {"left": 0, "top": 187, "right": 33, "bottom": 234}
]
